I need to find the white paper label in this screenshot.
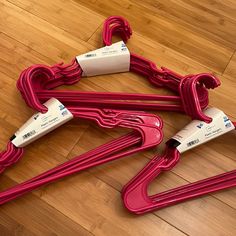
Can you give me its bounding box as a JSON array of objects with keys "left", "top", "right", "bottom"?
[
  {"left": 11, "top": 98, "right": 73, "bottom": 147},
  {"left": 76, "top": 41, "right": 130, "bottom": 76},
  {"left": 171, "top": 108, "right": 235, "bottom": 153}
]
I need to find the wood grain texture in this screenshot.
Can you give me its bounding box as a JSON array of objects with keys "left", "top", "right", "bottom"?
[{"left": 0, "top": 0, "right": 235, "bottom": 235}]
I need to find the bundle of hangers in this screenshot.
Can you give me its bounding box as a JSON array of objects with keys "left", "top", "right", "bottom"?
[{"left": 0, "top": 16, "right": 235, "bottom": 213}]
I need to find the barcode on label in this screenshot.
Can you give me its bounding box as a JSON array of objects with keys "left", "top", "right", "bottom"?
[
  {"left": 85, "top": 53, "right": 96, "bottom": 58},
  {"left": 22, "top": 130, "right": 36, "bottom": 140},
  {"left": 187, "top": 139, "right": 199, "bottom": 147}
]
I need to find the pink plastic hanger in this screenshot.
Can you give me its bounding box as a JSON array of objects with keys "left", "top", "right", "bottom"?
[
  {"left": 122, "top": 120, "right": 236, "bottom": 214},
  {"left": 0, "top": 107, "right": 163, "bottom": 173},
  {"left": 0, "top": 109, "right": 164, "bottom": 204}
]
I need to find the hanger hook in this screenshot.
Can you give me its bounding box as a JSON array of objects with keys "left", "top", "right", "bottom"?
[{"left": 102, "top": 16, "right": 132, "bottom": 46}]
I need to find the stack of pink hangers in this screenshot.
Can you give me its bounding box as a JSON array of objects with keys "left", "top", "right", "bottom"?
[
  {"left": 0, "top": 16, "right": 218, "bottom": 172},
  {"left": 0, "top": 16, "right": 235, "bottom": 212},
  {"left": 0, "top": 109, "right": 164, "bottom": 204},
  {"left": 17, "top": 16, "right": 219, "bottom": 123}
]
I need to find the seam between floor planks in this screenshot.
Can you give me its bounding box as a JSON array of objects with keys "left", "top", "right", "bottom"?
[{"left": 222, "top": 49, "right": 236, "bottom": 75}]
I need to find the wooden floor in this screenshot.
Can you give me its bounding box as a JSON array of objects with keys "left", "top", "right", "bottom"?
[{"left": 0, "top": 0, "right": 235, "bottom": 235}]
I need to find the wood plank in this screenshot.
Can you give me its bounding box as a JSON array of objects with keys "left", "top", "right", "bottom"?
[
  {"left": 187, "top": 0, "right": 236, "bottom": 22},
  {"left": 0, "top": 176, "right": 93, "bottom": 236},
  {"left": 6, "top": 0, "right": 103, "bottom": 41},
  {"left": 132, "top": 0, "right": 236, "bottom": 49},
  {"left": 0, "top": 0, "right": 94, "bottom": 64},
  {"left": 0, "top": 210, "right": 36, "bottom": 236}
]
